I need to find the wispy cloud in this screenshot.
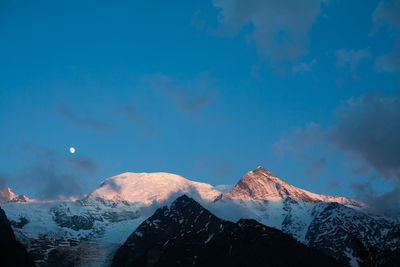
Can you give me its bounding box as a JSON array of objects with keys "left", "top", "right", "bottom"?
[
  {"left": 292, "top": 59, "right": 317, "bottom": 74},
  {"left": 143, "top": 73, "right": 218, "bottom": 113},
  {"left": 371, "top": 0, "right": 400, "bottom": 73},
  {"left": 57, "top": 103, "right": 116, "bottom": 132},
  {"left": 371, "top": 0, "right": 400, "bottom": 35},
  {"left": 376, "top": 40, "right": 400, "bottom": 73},
  {"left": 335, "top": 49, "right": 371, "bottom": 79},
  {"left": 119, "top": 103, "right": 157, "bottom": 136}
]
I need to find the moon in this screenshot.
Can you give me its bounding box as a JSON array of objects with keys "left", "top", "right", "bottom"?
[{"left": 69, "top": 147, "right": 76, "bottom": 154}]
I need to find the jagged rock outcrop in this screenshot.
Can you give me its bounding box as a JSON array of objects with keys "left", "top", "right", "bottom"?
[{"left": 112, "top": 195, "right": 342, "bottom": 267}]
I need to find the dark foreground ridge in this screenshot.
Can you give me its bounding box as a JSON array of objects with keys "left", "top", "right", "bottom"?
[
  {"left": 112, "top": 195, "right": 343, "bottom": 267},
  {"left": 0, "top": 206, "right": 36, "bottom": 267}
]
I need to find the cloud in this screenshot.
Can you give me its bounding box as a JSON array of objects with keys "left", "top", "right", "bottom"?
[
  {"left": 371, "top": 0, "right": 400, "bottom": 73},
  {"left": 376, "top": 40, "right": 400, "bottom": 72},
  {"left": 212, "top": 0, "right": 323, "bottom": 65},
  {"left": 192, "top": 9, "right": 208, "bottom": 32},
  {"left": 292, "top": 59, "right": 317, "bottom": 74},
  {"left": 371, "top": 0, "right": 400, "bottom": 34},
  {"left": 335, "top": 49, "right": 371, "bottom": 79},
  {"left": 328, "top": 92, "right": 400, "bottom": 180},
  {"left": 274, "top": 91, "right": 400, "bottom": 214},
  {"left": 67, "top": 157, "right": 99, "bottom": 174},
  {"left": 143, "top": 73, "right": 217, "bottom": 113},
  {"left": 305, "top": 157, "right": 326, "bottom": 179},
  {"left": 9, "top": 143, "right": 98, "bottom": 200},
  {"left": 0, "top": 173, "right": 8, "bottom": 190},
  {"left": 327, "top": 180, "right": 339, "bottom": 191},
  {"left": 57, "top": 103, "right": 116, "bottom": 132},
  {"left": 119, "top": 103, "right": 157, "bottom": 136},
  {"left": 213, "top": 184, "right": 234, "bottom": 193}
]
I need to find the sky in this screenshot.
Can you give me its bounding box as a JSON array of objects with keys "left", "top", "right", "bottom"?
[{"left": 0, "top": 0, "right": 399, "bottom": 212}]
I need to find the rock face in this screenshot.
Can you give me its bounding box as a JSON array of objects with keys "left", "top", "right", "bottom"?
[
  {"left": 304, "top": 202, "right": 400, "bottom": 266},
  {"left": 224, "top": 166, "right": 361, "bottom": 206},
  {"left": 213, "top": 167, "right": 400, "bottom": 267},
  {"left": 112, "top": 195, "right": 342, "bottom": 267},
  {"left": 3, "top": 168, "right": 400, "bottom": 267},
  {"left": 1, "top": 172, "right": 223, "bottom": 266},
  {"left": 0, "top": 206, "right": 35, "bottom": 267}
]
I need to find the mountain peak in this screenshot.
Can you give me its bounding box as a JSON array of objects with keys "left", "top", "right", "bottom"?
[
  {"left": 87, "top": 172, "right": 221, "bottom": 204},
  {"left": 223, "top": 167, "right": 362, "bottom": 206},
  {"left": 223, "top": 166, "right": 293, "bottom": 201},
  {"left": 0, "top": 187, "right": 28, "bottom": 204}
]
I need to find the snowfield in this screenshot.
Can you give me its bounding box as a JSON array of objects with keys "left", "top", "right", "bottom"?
[{"left": 2, "top": 167, "right": 399, "bottom": 267}]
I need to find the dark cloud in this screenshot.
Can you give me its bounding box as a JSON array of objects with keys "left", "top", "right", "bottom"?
[
  {"left": 371, "top": 0, "right": 400, "bottom": 73},
  {"left": 351, "top": 181, "right": 400, "bottom": 215},
  {"left": 143, "top": 73, "right": 217, "bottom": 113},
  {"left": 10, "top": 144, "right": 98, "bottom": 200},
  {"left": 57, "top": 103, "right": 116, "bottom": 132},
  {"left": 328, "top": 92, "right": 400, "bottom": 180},
  {"left": 212, "top": 0, "right": 322, "bottom": 65},
  {"left": 119, "top": 104, "right": 157, "bottom": 136},
  {"left": 67, "top": 157, "right": 99, "bottom": 174},
  {"left": 275, "top": 91, "right": 400, "bottom": 215}
]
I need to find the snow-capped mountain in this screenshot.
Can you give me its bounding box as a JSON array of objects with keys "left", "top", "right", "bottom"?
[
  {"left": 87, "top": 172, "right": 221, "bottom": 204},
  {"left": 1, "top": 172, "right": 222, "bottom": 266},
  {"left": 211, "top": 167, "right": 400, "bottom": 266},
  {"left": 1, "top": 167, "right": 400, "bottom": 267},
  {"left": 0, "top": 187, "right": 29, "bottom": 204},
  {"left": 112, "top": 195, "right": 341, "bottom": 267},
  {"left": 223, "top": 166, "right": 361, "bottom": 206}
]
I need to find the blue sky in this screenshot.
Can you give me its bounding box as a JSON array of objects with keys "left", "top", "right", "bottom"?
[{"left": 1, "top": 0, "right": 399, "bottom": 206}]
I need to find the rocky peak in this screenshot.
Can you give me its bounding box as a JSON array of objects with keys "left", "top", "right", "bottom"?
[
  {"left": 223, "top": 166, "right": 295, "bottom": 201},
  {"left": 223, "top": 166, "right": 361, "bottom": 206},
  {"left": 0, "top": 187, "right": 28, "bottom": 204}
]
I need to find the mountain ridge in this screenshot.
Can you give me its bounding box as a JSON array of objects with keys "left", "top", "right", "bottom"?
[
  {"left": 223, "top": 166, "right": 362, "bottom": 207},
  {"left": 112, "top": 195, "right": 343, "bottom": 267},
  {"left": 2, "top": 167, "right": 398, "bottom": 267}
]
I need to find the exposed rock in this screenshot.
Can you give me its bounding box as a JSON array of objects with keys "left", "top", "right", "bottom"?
[
  {"left": 112, "top": 195, "right": 343, "bottom": 267},
  {"left": 0, "top": 206, "right": 35, "bottom": 267}
]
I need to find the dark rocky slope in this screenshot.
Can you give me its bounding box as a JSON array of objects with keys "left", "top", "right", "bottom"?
[
  {"left": 112, "top": 195, "right": 343, "bottom": 267},
  {"left": 0, "top": 206, "right": 35, "bottom": 267}
]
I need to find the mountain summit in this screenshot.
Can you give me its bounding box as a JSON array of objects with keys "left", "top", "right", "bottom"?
[
  {"left": 0, "top": 187, "right": 28, "bottom": 204},
  {"left": 224, "top": 166, "right": 360, "bottom": 206},
  {"left": 87, "top": 172, "right": 221, "bottom": 204}
]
